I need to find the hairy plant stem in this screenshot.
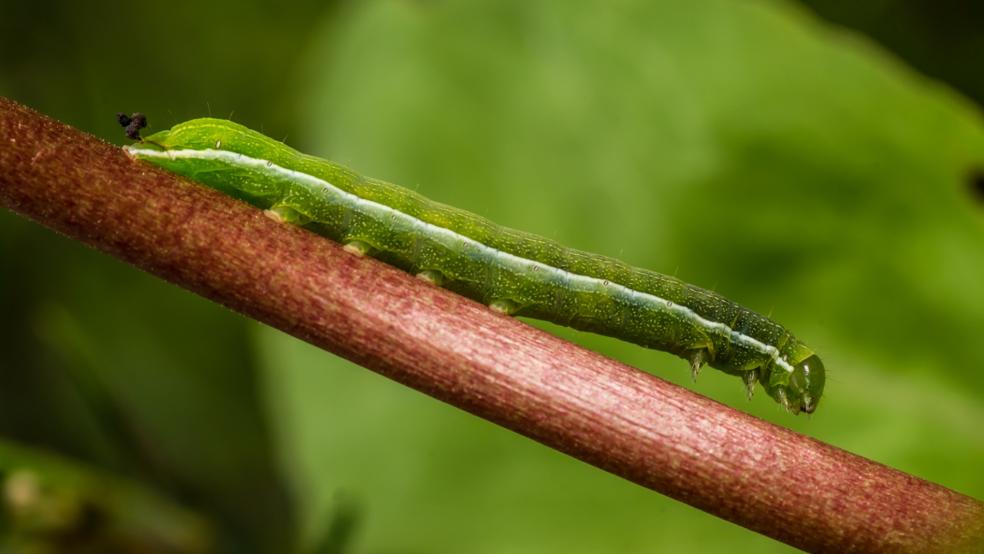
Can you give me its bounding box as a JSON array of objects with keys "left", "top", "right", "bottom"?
[{"left": 2, "top": 97, "right": 982, "bottom": 553}]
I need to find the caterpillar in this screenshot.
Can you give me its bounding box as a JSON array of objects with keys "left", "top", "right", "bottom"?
[{"left": 123, "top": 118, "right": 825, "bottom": 414}]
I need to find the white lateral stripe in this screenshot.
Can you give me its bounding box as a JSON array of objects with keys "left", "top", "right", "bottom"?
[{"left": 127, "top": 146, "right": 794, "bottom": 373}]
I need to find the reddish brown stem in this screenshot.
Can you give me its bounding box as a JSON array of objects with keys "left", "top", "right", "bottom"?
[{"left": 1, "top": 97, "right": 982, "bottom": 553}]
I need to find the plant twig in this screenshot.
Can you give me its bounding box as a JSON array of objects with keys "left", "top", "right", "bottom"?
[{"left": 1, "top": 97, "right": 982, "bottom": 553}]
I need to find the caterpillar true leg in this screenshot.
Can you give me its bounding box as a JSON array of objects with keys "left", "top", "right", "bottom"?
[
  {"left": 687, "top": 349, "right": 706, "bottom": 382},
  {"left": 742, "top": 370, "right": 758, "bottom": 400}
]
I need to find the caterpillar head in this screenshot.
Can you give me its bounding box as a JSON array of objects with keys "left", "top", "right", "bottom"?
[
  {"left": 767, "top": 353, "right": 825, "bottom": 415},
  {"left": 790, "top": 354, "right": 824, "bottom": 414}
]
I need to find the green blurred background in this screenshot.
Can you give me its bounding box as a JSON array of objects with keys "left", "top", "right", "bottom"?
[{"left": 2, "top": 0, "right": 983, "bottom": 552}]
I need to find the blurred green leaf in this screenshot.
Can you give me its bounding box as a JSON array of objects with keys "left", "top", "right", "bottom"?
[
  {"left": 1, "top": 438, "right": 212, "bottom": 553},
  {"left": 255, "top": 0, "right": 984, "bottom": 551}
]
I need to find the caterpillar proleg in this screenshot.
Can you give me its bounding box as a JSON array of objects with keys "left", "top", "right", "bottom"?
[{"left": 124, "top": 118, "right": 825, "bottom": 414}]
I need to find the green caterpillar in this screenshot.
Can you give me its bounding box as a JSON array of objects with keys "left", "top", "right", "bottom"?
[{"left": 124, "top": 118, "right": 825, "bottom": 414}]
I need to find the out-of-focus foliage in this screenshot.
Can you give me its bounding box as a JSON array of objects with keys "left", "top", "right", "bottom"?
[
  {"left": 1, "top": 0, "right": 982, "bottom": 552},
  {"left": 1, "top": 439, "right": 212, "bottom": 553},
  {"left": 802, "top": 0, "right": 984, "bottom": 108}
]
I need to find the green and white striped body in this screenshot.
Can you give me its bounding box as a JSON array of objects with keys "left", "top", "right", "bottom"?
[{"left": 125, "top": 118, "right": 824, "bottom": 414}]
